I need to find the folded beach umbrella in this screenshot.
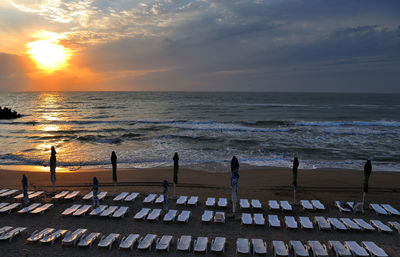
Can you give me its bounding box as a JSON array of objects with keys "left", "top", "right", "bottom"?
[
  {"left": 292, "top": 156, "right": 299, "bottom": 203},
  {"left": 111, "top": 151, "right": 117, "bottom": 190},
  {"left": 173, "top": 152, "right": 179, "bottom": 196},
  {"left": 362, "top": 159, "right": 372, "bottom": 204},
  {"left": 231, "top": 156, "right": 240, "bottom": 213},
  {"left": 22, "top": 174, "right": 29, "bottom": 205},
  {"left": 50, "top": 146, "right": 56, "bottom": 192},
  {"left": 163, "top": 180, "right": 168, "bottom": 211},
  {"left": 92, "top": 176, "right": 99, "bottom": 207}
]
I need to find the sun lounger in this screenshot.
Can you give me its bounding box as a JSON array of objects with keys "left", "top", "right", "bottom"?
[
  {"left": 241, "top": 213, "right": 253, "bottom": 225},
  {"left": 100, "top": 206, "right": 118, "bottom": 217},
  {"left": 82, "top": 191, "right": 94, "bottom": 200},
  {"left": 78, "top": 232, "right": 101, "bottom": 248},
  {"left": 311, "top": 200, "right": 326, "bottom": 211},
  {"left": 252, "top": 238, "right": 267, "bottom": 255},
  {"left": 0, "top": 189, "right": 18, "bottom": 198},
  {"left": 314, "top": 216, "right": 331, "bottom": 230},
  {"left": 347, "top": 202, "right": 364, "bottom": 213},
  {"left": 214, "top": 211, "right": 225, "bottom": 223},
  {"left": 301, "top": 200, "right": 314, "bottom": 211},
  {"left": 269, "top": 200, "right": 280, "bottom": 210},
  {"left": 177, "top": 235, "right": 192, "bottom": 251},
  {"left": 89, "top": 205, "right": 107, "bottom": 216},
  {"left": 340, "top": 218, "right": 361, "bottom": 230},
  {"left": 236, "top": 238, "right": 250, "bottom": 254},
  {"left": 143, "top": 193, "right": 157, "bottom": 204},
  {"left": 205, "top": 197, "right": 216, "bottom": 207},
  {"left": 0, "top": 203, "right": 21, "bottom": 214},
  {"left": 268, "top": 214, "right": 281, "bottom": 228},
  {"left": 388, "top": 221, "right": 400, "bottom": 233},
  {"left": 0, "top": 202, "right": 9, "bottom": 209},
  {"left": 40, "top": 229, "right": 68, "bottom": 245},
  {"left": 62, "top": 228, "right": 87, "bottom": 247},
  {"left": 254, "top": 213, "right": 265, "bottom": 225},
  {"left": 240, "top": 199, "right": 250, "bottom": 209},
  {"left": 98, "top": 233, "right": 120, "bottom": 249},
  {"left": 163, "top": 209, "right": 178, "bottom": 222},
  {"left": 177, "top": 210, "right": 191, "bottom": 223},
  {"left": 52, "top": 191, "right": 69, "bottom": 200},
  {"left": 285, "top": 216, "right": 298, "bottom": 229},
  {"left": 187, "top": 196, "right": 199, "bottom": 206},
  {"left": 113, "top": 192, "right": 129, "bottom": 201},
  {"left": 73, "top": 205, "right": 91, "bottom": 216},
  {"left": 97, "top": 191, "right": 107, "bottom": 200},
  {"left": 328, "top": 217, "right": 347, "bottom": 231},
  {"left": 370, "top": 220, "right": 393, "bottom": 232},
  {"left": 201, "top": 210, "right": 214, "bottom": 223},
  {"left": 335, "top": 201, "right": 351, "bottom": 212},
  {"left": 155, "top": 194, "right": 164, "bottom": 204},
  {"left": 0, "top": 189, "right": 8, "bottom": 195},
  {"left": 272, "top": 240, "right": 289, "bottom": 257},
  {"left": 112, "top": 206, "right": 129, "bottom": 218},
  {"left": 30, "top": 203, "right": 54, "bottom": 214},
  {"left": 299, "top": 216, "right": 314, "bottom": 229},
  {"left": 381, "top": 204, "right": 400, "bottom": 216},
  {"left": 289, "top": 240, "right": 309, "bottom": 257},
  {"left": 194, "top": 236, "right": 208, "bottom": 253},
  {"left": 328, "top": 241, "right": 351, "bottom": 257},
  {"left": 119, "top": 234, "right": 139, "bottom": 250},
  {"left": 308, "top": 241, "right": 328, "bottom": 257},
  {"left": 29, "top": 191, "right": 44, "bottom": 200},
  {"left": 251, "top": 199, "right": 262, "bottom": 209},
  {"left": 156, "top": 235, "right": 173, "bottom": 252},
  {"left": 137, "top": 233, "right": 157, "bottom": 251},
  {"left": 211, "top": 237, "right": 226, "bottom": 253},
  {"left": 218, "top": 198, "right": 228, "bottom": 208},
  {"left": 27, "top": 228, "right": 55, "bottom": 243},
  {"left": 370, "top": 203, "right": 389, "bottom": 215},
  {"left": 134, "top": 208, "right": 151, "bottom": 220},
  {"left": 64, "top": 191, "right": 80, "bottom": 200},
  {"left": 14, "top": 191, "right": 33, "bottom": 199},
  {"left": 280, "top": 200, "right": 293, "bottom": 211},
  {"left": 124, "top": 192, "right": 139, "bottom": 202},
  {"left": 344, "top": 241, "right": 369, "bottom": 257},
  {"left": 0, "top": 226, "right": 13, "bottom": 234},
  {"left": 362, "top": 241, "right": 389, "bottom": 257},
  {"left": 62, "top": 204, "right": 81, "bottom": 216},
  {"left": 0, "top": 227, "right": 26, "bottom": 241},
  {"left": 18, "top": 203, "right": 41, "bottom": 214},
  {"left": 353, "top": 218, "right": 375, "bottom": 231},
  {"left": 147, "top": 208, "right": 162, "bottom": 221}
]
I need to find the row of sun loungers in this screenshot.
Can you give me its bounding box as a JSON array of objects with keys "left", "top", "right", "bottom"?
[
  {"left": 14, "top": 191, "right": 44, "bottom": 200},
  {"left": 113, "top": 192, "right": 139, "bottom": 202},
  {"left": 0, "top": 189, "right": 19, "bottom": 198},
  {"left": 133, "top": 208, "right": 193, "bottom": 223},
  {"left": 0, "top": 226, "right": 26, "bottom": 242},
  {"left": 205, "top": 197, "right": 228, "bottom": 207},
  {"left": 61, "top": 204, "right": 129, "bottom": 218},
  {"left": 17, "top": 203, "right": 54, "bottom": 215},
  {"left": 52, "top": 190, "right": 80, "bottom": 200},
  {"left": 300, "top": 200, "right": 327, "bottom": 211},
  {"left": 82, "top": 191, "right": 107, "bottom": 201}
]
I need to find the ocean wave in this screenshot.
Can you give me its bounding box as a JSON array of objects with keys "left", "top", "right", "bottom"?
[
  {"left": 295, "top": 120, "right": 400, "bottom": 127},
  {"left": 77, "top": 135, "right": 122, "bottom": 144}
]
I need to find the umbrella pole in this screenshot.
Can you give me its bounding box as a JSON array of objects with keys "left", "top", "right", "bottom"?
[
  {"left": 173, "top": 183, "right": 176, "bottom": 197},
  {"left": 293, "top": 187, "right": 296, "bottom": 204},
  {"left": 52, "top": 182, "right": 55, "bottom": 193},
  {"left": 114, "top": 182, "right": 116, "bottom": 194},
  {"left": 362, "top": 192, "right": 365, "bottom": 205}
]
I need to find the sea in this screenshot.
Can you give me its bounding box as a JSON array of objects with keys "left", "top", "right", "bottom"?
[{"left": 0, "top": 92, "right": 399, "bottom": 172}]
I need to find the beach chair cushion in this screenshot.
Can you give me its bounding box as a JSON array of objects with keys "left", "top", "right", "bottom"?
[
  {"left": 205, "top": 197, "right": 215, "bottom": 207},
  {"left": 289, "top": 240, "right": 309, "bottom": 257},
  {"left": 211, "top": 237, "right": 226, "bottom": 253},
  {"left": 301, "top": 200, "right": 314, "bottom": 210},
  {"left": 272, "top": 240, "right": 289, "bottom": 256},
  {"left": 236, "top": 238, "right": 250, "bottom": 254},
  {"left": 254, "top": 213, "right": 265, "bottom": 225},
  {"left": 241, "top": 213, "right": 253, "bottom": 225},
  {"left": 308, "top": 240, "right": 328, "bottom": 257},
  {"left": 268, "top": 214, "right": 281, "bottom": 228},
  {"left": 353, "top": 218, "right": 375, "bottom": 231},
  {"left": 134, "top": 208, "right": 151, "bottom": 220},
  {"left": 194, "top": 237, "right": 208, "bottom": 253},
  {"left": 113, "top": 192, "right": 129, "bottom": 201},
  {"left": 163, "top": 209, "right": 178, "bottom": 222},
  {"left": 98, "top": 233, "right": 120, "bottom": 249},
  {"left": 78, "top": 232, "right": 101, "bottom": 247},
  {"left": 251, "top": 199, "right": 262, "bottom": 209},
  {"left": 370, "top": 220, "right": 393, "bottom": 232},
  {"left": 177, "top": 210, "right": 191, "bottom": 223},
  {"left": 311, "top": 200, "right": 326, "bottom": 210},
  {"left": 340, "top": 218, "right": 361, "bottom": 230},
  {"left": 269, "top": 200, "right": 280, "bottom": 210},
  {"left": 143, "top": 194, "right": 157, "bottom": 204},
  {"left": 112, "top": 206, "right": 129, "bottom": 218},
  {"left": 188, "top": 196, "right": 199, "bottom": 205},
  {"left": 240, "top": 199, "right": 250, "bottom": 209},
  {"left": 299, "top": 216, "right": 314, "bottom": 229},
  {"left": 285, "top": 216, "right": 298, "bottom": 229},
  {"left": 177, "top": 235, "right": 192, "bottom": 251},
  {"left": 27, "top": 228, "right": 55, "bottom": 242},
  {"left": 370, "top": 203, "right": 389, "bottom": 215},
  {"left": 381, "top": 204, "right": 400, "bottom": 216},
  {"left": 252, "top": 239, "right": 267, "bottom": 255},
  {"left": 314, "top": 216, "right": 331, "bottom": 230},
  {"left": 218, "top": 198, "right": 227, "bottom": 207},
  {"left": 328, "top": 217, "right": 347, "bottom": 230},
  {"left": 147, "top": 208, "right": 162, "bottom": 221},
  {"left": 89, "top": 205, "right": 107, "bottom": 216},
  {"left": 124, "top": 192, "right": 139, "bottom": 202},
  {"left": 201, "top": 210, "right": 214, "bottom": 223},
  {"left": 280, "top": 201, "right": 293, "bottom": 211}
]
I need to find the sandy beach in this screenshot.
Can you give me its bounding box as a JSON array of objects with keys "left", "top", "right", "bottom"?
[{"left": 0, "top": 166, "right": 399, "bottom": 256}]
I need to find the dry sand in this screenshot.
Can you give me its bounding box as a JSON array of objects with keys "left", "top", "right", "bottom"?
[{"left": 0, "top": 166, "right": 399, "bottom": 256}]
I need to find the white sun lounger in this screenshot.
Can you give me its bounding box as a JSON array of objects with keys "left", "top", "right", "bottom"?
[
  {"left": 280, "top": 200, "right": 293, "bottom": 211},
  {"left": 119, "top": 234, "right": 139, "bottom": 250},
  {"left": 388, "top": 221, "right": 400, "bottom": 233},
  {"left": 62, "top": 228, "right": 87, "bottom": 247},
  {"left": 335, "top": 201, "right": 351, "bottom": 212},
  {"left": 0, "top": 189, "right": 9, "bottom": 195},
  {"left": 0, "top": 189, "right": 18, "bottom": 198},
  {"left": 269, "top": 200, "right": 280, "bottom": 210},
  {"left": 73, "top": 205, "right": 91, "bottom": 216},
  {"left": 143, "top": 193, "right": 157, "bottom": 204},
  {"left": 314, "top": 216, "right": 331, "bottom": 230},
  {"left": 240, "top": 199, "right": 250, "bottom": 209},
  {"left": 289, "top": 240, "right": 309, "bottom": 257},
  {"left": 370, "top": 220, "right": 393, "bottom": 232},
  {"left": 82, "top": 192, "right": 94, "bottom": 200},
  {"left": 64, "top": 191, "right": 80, "bottom": 200},
  {"left": 381, "top": 204, "right": 400, "bottom": 216},
  {"left": 155, "top": 195, "right": 164, "bottom": 204},
  {"left": 272, "top": 240, "right": 289, "bottom": 257},
  {"left": 285, "top": 216, "right": 298, "bottom": 229},
  {"left": 241, "top": 213, "right": 253, "bottom": 225},
  {"left": 254, "top": 213, "right": 265, "bottom": 225},
  {"left": 89, "top": 205, "right": 107, "bottom": 216},
  {"left": 250, "top": 199, "right": 262, "bottom": 209},
  {"left": 0, "top": 226, "right": 13, "bottom": 234},
  {"left": 211, "top": 237, "right": 226, "bottom": 253},
  {"left": 113, "top": 192, "right": 129, "bottom": 201},
  {"left": 62, "top": 204, "right": 81, "bottom": 216},
  {"left": 205, "top": 197, "right": 216, "bottom": 207},
  {"left": 177, "top": 210, "right": 191, "bottom": 223},
  {"left": 14, "top": 191, "right": 33, "bottom": 199},
  {"left": 340, "top": 218, "right": 361, "bottom": 230},
  {"left": 236, "top": 238, "right": 250, "bottom": 254},
  {"left": 362, "top": 241, "right": 389, "bottom": 257},
  {"left": 0, "top": 203, "right": 21, "bottom": 214},
  {"left": 311, "top": 200, "right": 326, "bottom": 211},
  {"left": 18, "top": 203, "right": 41, "bottom": 214},
  {"left": 0, "top": 227, "right": 26, "bottom": 241},
  {"left": 147, "top": 208, "right": 162, "bottom": 221},
  {"left": 137, "top": 234, "right": 157, "bottom": 251},
  {"left": 252, "top": 238, "right": 267, "bottom": 255},
  {"left": 308, "top": 241, "right": 328, "bottom": 257},
  {"left": 97, "top": 191, "right": 107, "bottom": 200},
  {"left": 344, "top": 241, "right": 369, "bottom": 257},
  {"left": 134, "top": 208, "right": 151, "bottom": 220},
  {"left": 53, "top": 191, "right": 69, "bottom": 200},
  {"left": 124, "top": 192, "right": 139, "bottom": 202},
  {"left": 98, "top": 233, "right": 120, "bottom": 249},
  {"left": 328, "top": 241, "right": 351, "bottom": 257},
  {"left": 112, "top": 206, "right": 129, "bottom": 218},
  {"left": 177, "top": 235, "right": 192, "bottom": 251},
  {"left": 201, "top": 210, "right": 214, "bottom": 223},
  {"left": 156, "top": 235, "right": 173, "bottom": 252},
  {"left": 188, "top": 196, "right": 199, "bottom": 206},
  {"left": 28, "top": 191, "right": 44, "bottom": 200},
  {"left": 370, "top": 204, "right": 389, "bottom": 215},
  {"left": 78, "top": 232, "right": 101, "bottom": 248},
  {"left": 301, "top": 200, "right": 314, "bottom": 211},
  {"left": 0, "top": 202, "right": 9, "bottom": 209},
  {"left": 194, "top": 236, "right": 209, "bottom": 253},
  {"left": 347, "top": 202, "right": 364, "bottom": 213},
  {"left": 214, "top": 211, "right": 225, "bottom": 223},
  {"left": 218, "top": 198, "right": 228, "bottom": 208},
  {"left": 40, "top": 229, "right": 68, "bottom": 245},
  {"left": 100, "top": 206, "right": 118, "bottom": 217},
  {"left": 299, "top": 216, "right": 314, "bottom": 229},
  {"left": 163, "top": 209, "right": 178, "bottom": 222},
  {"left": 328, "top": 217, "right": 347, "bottom": 231},
  {"left": 31, "top": 203, "right": 54, "bottom": 215},
  {"left": 27, "top": 228, "right": 55, "bottom": 243},
  {"left": 353, "top": 218, "right": 375, "bottom": 231},
  {"left": 268, "top": 214, "right": 281, "bottom": 228}
]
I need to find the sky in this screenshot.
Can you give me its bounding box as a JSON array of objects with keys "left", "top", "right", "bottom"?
[{"left": 0, "top": 0, "right": 399, "bottom": 92}]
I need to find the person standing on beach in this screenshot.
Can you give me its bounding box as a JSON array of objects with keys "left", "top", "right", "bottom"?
[
  {"left": 50, "top": 146, "right": 56, "bottom": 193},
  {"left": 231, "top": 156, "right": 240, "bottom": 213}
]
